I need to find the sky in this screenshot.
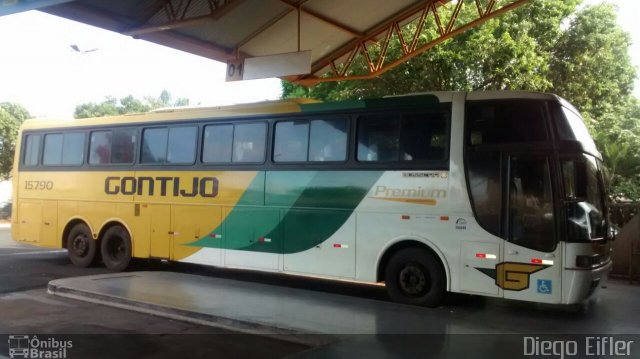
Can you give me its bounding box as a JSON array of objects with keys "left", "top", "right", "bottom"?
[
  {"left": 0, "top": 11, "right": 283, "bottom": 119},
  {"left": 0, "top": 1, "right": 638, "bottom": 119}
]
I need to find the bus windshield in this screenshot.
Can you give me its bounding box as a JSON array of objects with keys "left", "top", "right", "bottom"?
[
  {"left": 562, "top": 155, "right": 608, "bottom": 241},
  {"left": 556, "top": 106, "right": 599, "bottom": 156}
]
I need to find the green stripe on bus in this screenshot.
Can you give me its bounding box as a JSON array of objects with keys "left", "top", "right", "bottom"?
[{"left": 186, "top": 171, "right": 382, "bottom": 253}]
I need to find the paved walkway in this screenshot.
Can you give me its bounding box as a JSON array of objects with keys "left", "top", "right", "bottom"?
[
  {"left": 47, "top": 271, "right": 640, "bottom": 357},
  {"left": 48, "top": 271, "right": 460, "bottom": 339}
]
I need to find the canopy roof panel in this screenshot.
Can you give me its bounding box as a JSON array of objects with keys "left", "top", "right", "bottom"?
[{"left": 28, "top": 0, "right": 529, "bottom": 85}]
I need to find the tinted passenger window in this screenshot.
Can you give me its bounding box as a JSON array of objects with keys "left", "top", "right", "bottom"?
[
  {"left": 467, "top": 151, "right": 502, "bottom": 236},
  {"left": 167, "top": 127, "right": 197, "bottom": 164},
  {"left": 203, "top": 124, "right": 233, "bottom": 163},
  {"left": 467, "top": 101, "right": 548, "bottom": 145},
  {"left": 203, "top": 123, "right": 266, "bottom": 164},
  {"left": 90, "top": 131, "right": 110, "bottom": 164},
  {"left": 357, "top": 112, "right": 448, "bottom": 162},
  {"left": 357, "top": 116, "right": 399, "bottom": 161},
  {"left": 89, "top": 128, "right": 136, "bottom": 165},
  {"left": 23, "top": 134, "right": 40, "bottom": 166},
  {"left": 232, "top": 123, "right": 266, "bottom": 163},
  {"left": 273, "top": 118, "right": 348, "bottom": 163},
  {"left": 43, "top": 133, "right": 85, "bottom": 165},
  {"left": 141, "top": 126, "right": 196, "bottom": 164},
  {"left": 309, "top": 119, "right": 348, "bottom": 161},
  {"left": 274, "top": 121, "right": 309, "bottom": 162},
  {"left": 141, "top": 128, "right": 168, "bottom": 163}
]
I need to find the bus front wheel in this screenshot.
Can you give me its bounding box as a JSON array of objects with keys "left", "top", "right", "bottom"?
[
  {"left": 67, "top": 223, "right": 97, "bottom": 268},
  {"left": 100, "top": 226, "right": 132, "bottom": 272},
  {"left": 384, "top": 248, "right": 446, "bottom": 307}
]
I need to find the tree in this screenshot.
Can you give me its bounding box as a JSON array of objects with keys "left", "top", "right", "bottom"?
[
  {"left": 550, "top": 4, "right": 636, "bottom": 122},
  {"left": 74, "top": 90, "right": 190, "bottom": 119},
  {"left": 0, "top": 103, "right": 31, "bottom": 179},
  {"left": 549, "top": 4, "right": 639, "bottom": 201}
]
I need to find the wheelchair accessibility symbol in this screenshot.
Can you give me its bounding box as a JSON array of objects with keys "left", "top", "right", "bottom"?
[{"left": 537, "top": 279, "right": 552, "bottom": 294}]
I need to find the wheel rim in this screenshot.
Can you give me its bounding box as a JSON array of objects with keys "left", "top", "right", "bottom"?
[
  {"left": 106, "top": 235, "right": 126, "bottom": 262},
  {"left": 71, "top": 234, "right": 89, "bottom": 257},
  {"left": 399, "top": 262, "right": 430, "bottom": 297}
]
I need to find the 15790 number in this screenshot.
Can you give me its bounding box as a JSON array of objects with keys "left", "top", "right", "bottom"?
[{"left": 25, "top": 180, "right": 53, "bottom": 190}]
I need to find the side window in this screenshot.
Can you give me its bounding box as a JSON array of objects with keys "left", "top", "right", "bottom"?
[
  {"left": 508, "top": 156, "right": 555, "bottom": 252},
  {"left": 23, "top": 134, "right": 40, "bottom": 166},
  {"left": 467, "top": 101, "right": 548, "bottom": 145},
  {"left": 401, "top": 113, "right": 448, "bottom": 161},
  {"left": 90, "top": 129, "right": 136, "bottom": 165},
  {"left": 274, "top": 121, "right": 309, "bottom": 162},
  {"left": 357, "top": 112, "right": 448, "bottom": 162},
  {"left": 273, "top": 118, "right": 349, "bottom": 163},
  {"left": 467, "top": 151, "right": 502, "bottom": 236},
  {"left": 141, "top": 128, "right": 168, "bottom": 164},
  {"left": 203, "top": 124, "right": 233, "bottom": 163},
  {"left": 309, "top": 119, "right": 348, "bottom": 162},
  {"left": 43, "top": 133, "right": 85, "bottom": 166},
  {"left": 43, "top": 134, "right": 63, "bottom": 165},
  {"left": 232, "top": 123, "right": 266, "bottom": 163},
  {"left": 89, "top": 131, "right": 111, "bottom": 164},
  {"left": 141, "top": 126, "right": 197, "bottom": 164},
  {"left": 357, "top": 116, "right": 400, "bottom": 162},
  {"left": 112, "top": 129, "right": 136, "bottom": 164},
  {"left": 167, "top": 127, "right": 197, "bottom": 164}
]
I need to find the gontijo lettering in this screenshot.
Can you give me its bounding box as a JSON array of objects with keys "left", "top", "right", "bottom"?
[{"left": 105, "top": 176, "right": 218, "bottom": 197}]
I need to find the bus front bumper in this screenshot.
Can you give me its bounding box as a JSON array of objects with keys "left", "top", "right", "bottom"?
[{"left": 563, "top": 261, "right": 612, "bottom": 304}]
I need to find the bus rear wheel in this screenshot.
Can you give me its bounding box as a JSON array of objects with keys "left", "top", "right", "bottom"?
[
  {"left": 384, "top": 248, "right": 445, "bottom": 307},
  {"left": 67, "top": 223, "right": 97, "bottom": 268},
  {"left": 100, "top": 226, "right": 132, "bottom": 272}
]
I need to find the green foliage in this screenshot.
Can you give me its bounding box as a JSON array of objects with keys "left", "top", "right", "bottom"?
[
  {"left": 74, "top": 90, "right": 190, "bottom": 119},
  {"left": 282, "top": 1, "right": 640, "bottom": 201},
  {"left": 0, "top": 103, "right": 31, "bottom": 179},
  {"left": 550, "top": 4, "right": 636, "bottom": 121}
]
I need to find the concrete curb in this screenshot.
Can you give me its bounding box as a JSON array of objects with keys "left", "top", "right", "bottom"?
[{"left": 47, "top": 280, "right": 337, "bottom": 347}]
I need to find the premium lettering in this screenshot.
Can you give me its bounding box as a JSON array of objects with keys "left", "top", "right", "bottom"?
[{"left": 105, "top": 176, "right": 218, "bottom": 198}]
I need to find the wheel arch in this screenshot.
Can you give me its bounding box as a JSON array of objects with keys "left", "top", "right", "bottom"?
[
  {"left": 376, "top": 237, "right": 451, "bottom": 291},
  {"left": 97, "top": 218, "right": 133, "bottom": 245},
  {"left": 61, "top": 216, "right": 94, "bottom": 248}
]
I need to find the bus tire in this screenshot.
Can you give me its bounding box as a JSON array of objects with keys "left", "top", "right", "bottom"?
[
  {"left": 67, "top": 223, "right": 97, "bottom": 268},
  {"left": 100, "top": 226, "right": 132, "bottom": 272},
  {"left": 384, "top": 247, "right": 446, "bottom": 307}
]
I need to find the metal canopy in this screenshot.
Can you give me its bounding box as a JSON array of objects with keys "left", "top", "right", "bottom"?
[{"left": 33, "top": 0, "right": 529, "bottom": 85}]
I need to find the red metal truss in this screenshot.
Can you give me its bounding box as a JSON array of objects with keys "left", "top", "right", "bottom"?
[{"left": 294, "top": 0, "right": 530, "bottom": 86}]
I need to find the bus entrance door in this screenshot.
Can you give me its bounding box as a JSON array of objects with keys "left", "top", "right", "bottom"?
[{"left": 502, "top": 155, "right": 562, "bottom": 304}]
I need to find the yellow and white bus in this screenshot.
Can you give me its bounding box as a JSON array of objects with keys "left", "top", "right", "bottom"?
[{"left": 12, "top": 91, "right": 612, "bottom": 306}]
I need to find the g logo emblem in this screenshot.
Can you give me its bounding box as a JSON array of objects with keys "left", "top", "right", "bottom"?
[
  {"left": 496, "top": 262, "right": 546, "bottom": 291},
  {"left": 476, "top": 262, "right": 548, "bottom": 291}
]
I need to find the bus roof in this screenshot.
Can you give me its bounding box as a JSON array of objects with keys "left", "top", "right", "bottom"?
[
  {"left": 20, "top": 98, "right": 320, "bottom": 130},
  {"left": 20, "top": 91, "right": 564, "bottom": 131}
]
